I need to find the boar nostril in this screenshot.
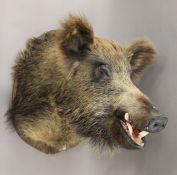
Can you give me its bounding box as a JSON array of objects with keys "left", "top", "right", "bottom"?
[{"left": 147, "top": 116, "right": 168, "bottom": 133}]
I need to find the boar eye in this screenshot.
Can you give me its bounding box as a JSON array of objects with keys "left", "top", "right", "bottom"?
[{"left": 93, "top": 64, "right": 111, "bottom": 82}]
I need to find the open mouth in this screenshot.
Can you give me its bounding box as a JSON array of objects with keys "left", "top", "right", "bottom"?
[{"left": 120, "top": 113, "right": 149, "bottom": 148}]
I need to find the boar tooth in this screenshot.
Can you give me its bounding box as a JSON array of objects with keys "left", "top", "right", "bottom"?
[
  {"left": 140, "top": 142, "right": 144, "bottom": 147},
  {"left": 139, "top": 131, "right": 149, "bottom": 138},
  {"left": 124, "top": 113, "right": 129, "bottom": 121},
  {"left": 127, "top": 122, "right": 133, "bottom": 135},
  {"left": 61, "top": 145, "right": 67, "bottom": 151}
]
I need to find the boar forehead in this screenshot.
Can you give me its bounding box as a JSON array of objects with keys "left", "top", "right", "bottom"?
[{"left": 87, "top": 37, "right": 130, "bottom": 73}]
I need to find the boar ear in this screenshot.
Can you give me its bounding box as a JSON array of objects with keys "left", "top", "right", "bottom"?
[
  {"left": 127, "top": 39, "right": 157, "bottom": 84},
  {"left": 57, "top": 15, "right": 94, "bottom": 58}
]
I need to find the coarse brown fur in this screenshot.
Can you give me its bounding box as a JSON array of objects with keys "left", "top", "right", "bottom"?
[{"left": 7, "top": 14, "right": 157, "bottom": 154}]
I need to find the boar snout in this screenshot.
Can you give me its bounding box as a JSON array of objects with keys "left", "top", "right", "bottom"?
[{"left": 146, "top": 107, "right": 168, "bottom": 133}]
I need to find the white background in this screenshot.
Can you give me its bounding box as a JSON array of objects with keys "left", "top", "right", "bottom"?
[{"left": 0, "top": 0, "right": 177, "bottom": 175}]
